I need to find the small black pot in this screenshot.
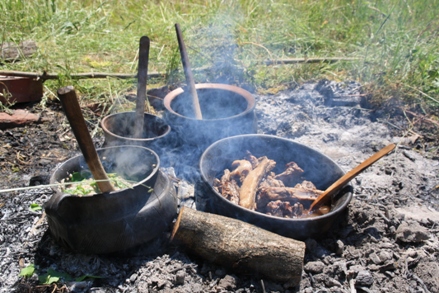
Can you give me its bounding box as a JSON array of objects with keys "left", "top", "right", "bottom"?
[
  {"left": 196, "top": 134, "right": 353, "bottom": 240},
  {"left": 101, "top": 112, "right": 171, "bottom": 157},
  {"left": 45, "top": 145, "right": 178, "bottom": 254}
]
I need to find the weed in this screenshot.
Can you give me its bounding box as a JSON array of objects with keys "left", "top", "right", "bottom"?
[{"left": 0, "top": 0, "right": 437, "bottom": 112}]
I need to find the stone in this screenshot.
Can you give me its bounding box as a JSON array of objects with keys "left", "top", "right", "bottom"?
[
  {"left": 355, "top": 270, "right": 374, "bottom": 287},
  {"left": 218, "top": 275, "right": 237, "bottom": 290},
  {"left": 395, "top": 221, "right": 429, "bottom": 243},
  {"left": 304, "top": 261, "right": 325, "bottom": 274},
  {"left": 174, "top": 270, "right": 185, "bottom": 286}
]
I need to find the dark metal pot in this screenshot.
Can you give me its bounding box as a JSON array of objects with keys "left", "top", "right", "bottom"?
[
  {"left": 101, "top": 112, "right": 171, "bottom": 157},
  {"left": 163, "top": 83, "right": 257, "bottom": 149},
  {"left": 196, "top": 134, "right": 353, "bottom": 240},
  {"left": 45, "top": 145, "right": 178, "bottom": 254}
]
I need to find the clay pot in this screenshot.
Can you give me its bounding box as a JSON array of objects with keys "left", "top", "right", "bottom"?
[
  {"left": 101, "top": 111, "right": 171, "bottom": 156},
  {"left": 196, "top": 134, "right": 353, "bottom": 240},
  {"left": 0, "top": 76, "right": 43, "bottom": 104},
  {"left": 45, "top": 145, "right": 178, "bottom": 254},
  {"left": 163, "top": 83, "right": 257, "bottom": 149}
]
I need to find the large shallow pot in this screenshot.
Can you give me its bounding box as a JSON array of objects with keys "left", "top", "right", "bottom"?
[
  {"left": 45, "top": 145, "right": 178, "bottom": 254},
  {"left": 196, "top": 134, "right": 353, "bottom": 240},
  {"left": 163, "top": 83, "right": 257, "bottom": 149},
  {"left": 101, "top": 111, "right": 171, "bottom": 156}
]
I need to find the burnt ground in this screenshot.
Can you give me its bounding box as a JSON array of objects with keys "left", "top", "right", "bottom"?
[{"left": 1, "top": 79, "right": 439, "bottom": 293}]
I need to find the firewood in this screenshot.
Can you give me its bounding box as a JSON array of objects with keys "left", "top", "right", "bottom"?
[{"left": 171, "top": 207, "right": 305, "bottom": 285}]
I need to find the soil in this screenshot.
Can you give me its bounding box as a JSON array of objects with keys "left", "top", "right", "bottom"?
[{"left": 1, "top": 79, "right": 439, "bottom": 293}]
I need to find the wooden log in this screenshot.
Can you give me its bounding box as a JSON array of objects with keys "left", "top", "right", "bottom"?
[
  {"left": 171, "top": 207, "right": 305, "bottom": 285},
  {"left": 1, "top": 40, "right": 37, "bottom": 62}
]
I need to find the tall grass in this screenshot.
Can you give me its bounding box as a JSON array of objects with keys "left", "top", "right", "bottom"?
[{"left": 1, "top": 0, "right": 438, "bottom": 110}]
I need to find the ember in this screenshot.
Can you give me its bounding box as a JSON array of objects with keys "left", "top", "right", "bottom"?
[{"left": 213, "top": 152, "right": 331, "bottom": 218}]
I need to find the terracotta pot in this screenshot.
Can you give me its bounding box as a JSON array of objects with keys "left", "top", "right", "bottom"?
[
  {"left": 0, "top": 76, "right": 42, "bottom": 104},
  {"left": 163, "top": 83, "right": 257, "bottom": 149},
  {"left": 196, "top": 134, "right": 353, "bottom": 240},
  {"left": 45, "top": 145, "right": 178, "bottom": 254}
]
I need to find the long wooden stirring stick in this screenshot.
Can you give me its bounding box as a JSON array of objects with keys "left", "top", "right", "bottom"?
[
  {"left": 308, "top": 143, "right": 396, "bottom": 213},
  {"left": 58, "top": 86, "right": 115, "bottom": 193},
  {"left": 175, "top": 23, "right": 203, "bottom": 120},
  {"left": 134, "top": 36, "right": 150, "bottom": 138}
]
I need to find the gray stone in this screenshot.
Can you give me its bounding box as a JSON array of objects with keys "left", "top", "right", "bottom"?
[
  {"left": 356, "top": 270, "right": 374, "bottom": 287},
  {"left": 174, "top": 270, "right": 185, "bottom": 286},
  {"left": 218, "top": 275, "right": 237, "bottom": 290},
  {"left": 304, "top": 261, "right": 325, "bottom": 274},
  {"left": 395, "top": 221, "right": 429, "bottom": 243}
]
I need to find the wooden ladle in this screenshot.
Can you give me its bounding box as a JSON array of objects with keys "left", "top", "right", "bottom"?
[
  {"left": 134, "top": 36, "right": 150, "bottom": 138},
  {"left": 57, "top": 86, "right": 115, "bottom": 193},
  {"left": 175, "top": 23, "right": 203, "bottom": 120},
  {"left": 308, "top": 143, "right": 396, "bottom": 213}
]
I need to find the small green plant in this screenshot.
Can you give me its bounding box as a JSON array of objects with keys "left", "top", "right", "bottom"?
[
  {"left": 29, "top": 203, "right": 42, "bottom": 212},
  {"left": 19, "top": 264, "right": 35, "bottom": 278}
]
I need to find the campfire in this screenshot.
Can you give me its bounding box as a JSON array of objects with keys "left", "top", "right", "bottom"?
[{"left": 3, "top": 26, "right": 437, "bottom": 293}]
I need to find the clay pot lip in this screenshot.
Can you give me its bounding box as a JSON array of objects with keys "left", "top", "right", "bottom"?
[
  {"left": 200, "top": 134, "right": 353, "bottom": 223},
  {"left": 163, "top": 83, "right": 256, "bottom": 121},
  {"left": 101, "top": 111, "right": 171, "bottom": 142},
  {"left": 50, "top": 145, "right": 160, "bottom": 196}
]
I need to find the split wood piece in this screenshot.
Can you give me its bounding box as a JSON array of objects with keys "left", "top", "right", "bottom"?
[
  {"left": 309, "top": 143, "right": 396, "bottom": 212},
  {"left": 134, "top": 36, "right": 150, "bottom": 138},
  {"left": 57, "top": 86, "right": 115, "bottom": 193},
  {"left": 174, "top": 23, "right": 203, "bottom": 120},
  {"left": 239, "top": 156, "right": 276, "bottom": 209},
  {"left": 171, "top": 207, "right": 305, "bottom": 285}
]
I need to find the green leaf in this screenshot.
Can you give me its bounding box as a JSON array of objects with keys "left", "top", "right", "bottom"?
[
  {"left": 29, "top": 203, "right": 42, "bottom": 212},
  {"left": 19, "top": 264, "right": 35, "bottom": 278},
  {"left": 39, "top": 268, "right": 73, "bottom": 285},
  {"left": 39, "top": 274, "right": 60, "bottom": 285}
]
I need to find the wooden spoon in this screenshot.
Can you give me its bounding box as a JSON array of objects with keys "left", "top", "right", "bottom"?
[
  {"left": 58, "top": 86, "right": 115, "bottom": 193},
  {"left": 175, "top": 23, "right": 203, "bottom": 120},
  {"left": 308, "top": 143, "right": 396, "bottom": 213},
  {"left": 134, "top": 36, "right": 150, "bottom": 138}
]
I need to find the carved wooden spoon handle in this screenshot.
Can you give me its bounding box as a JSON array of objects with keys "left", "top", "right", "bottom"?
[
  {"left": 309, "top": 143, "right": 396, "bottom": 212},
  {"left": 58, "top": 86, "right": 115, "bottom": 193}
]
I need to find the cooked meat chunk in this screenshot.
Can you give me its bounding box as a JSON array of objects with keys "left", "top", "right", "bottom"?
[
  {"left": 239, "top": 156, "right": 276, "bottom": 210},
  {"left": 274, "top": 161, "right": 304, "bottom": 186},
  {"left": 245, "top": 151, "right": 259, "bottom": 169},
  {"left": 230, "top": 159, "right": 253, "bottom": 182}
]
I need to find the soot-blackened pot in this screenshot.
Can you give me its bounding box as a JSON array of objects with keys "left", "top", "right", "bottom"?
[
  {"left": 196, "top": 134, "right": 353, "bottom": 240},
  {"left": 45, "top": 145, "right": 178, "bottom": 254},
  {"left": 101, "top": 112, "right": 171, "bottom": 157}
]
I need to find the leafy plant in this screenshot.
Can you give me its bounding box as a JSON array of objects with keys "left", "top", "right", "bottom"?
[
  {"left": 19, "top": 264, "right": 35, "bottom": 278},
  {"left": 29, "top": 203, "right": 42, "bottom": 212}
]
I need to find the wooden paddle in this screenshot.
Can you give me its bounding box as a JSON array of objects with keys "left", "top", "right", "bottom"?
[
  {"left": 308, "top": 143, "right": 396, "bottom": 213},
  {"left": 57, "top": 86, "right": 115, "bottom": 193},
  {"left": 175, "top": 23, "right": 203, "bottom": 120},
  {"left": 134, "top": 36, "right": 150, "bottom": 138}
]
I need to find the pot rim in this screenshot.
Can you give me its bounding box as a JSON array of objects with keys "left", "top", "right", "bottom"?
[
  {"left": 163, "top": 83, "right": 256, "bottom": 121},
  {"left": 50, "top": 145, "right": 160, "bottom": 195},
  {"left": 200, "top": 134, "right": 353, "bottom": 223},
  {"left": 101, "top": 111, "right": 171, "bottom": 142}
]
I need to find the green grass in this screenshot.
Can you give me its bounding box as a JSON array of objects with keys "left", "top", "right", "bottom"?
[{"left": 1, "top": 0, "right": 438, "bottom": 112}]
